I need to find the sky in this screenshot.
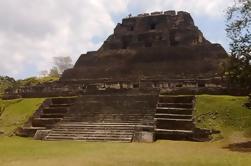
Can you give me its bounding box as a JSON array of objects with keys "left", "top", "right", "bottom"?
[{"left": 0, "top": 0, "right": 234, "bottom": 79}]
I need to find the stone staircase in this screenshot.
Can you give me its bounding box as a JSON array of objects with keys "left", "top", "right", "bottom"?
[
  {"left": 16, "top": 97, "right": 77, "bottom": 137},
  {"left": 155, "top": 95, "right": 196, "bottom": 140},
  {"left": 16, "top": 93, "right": 213, "bottom": 142},
  {"left": 45, "top": 123, "right": 135, "bottom": 142},
  {"left": 44, "top": 95, "right": 157, "bottom": 142}
]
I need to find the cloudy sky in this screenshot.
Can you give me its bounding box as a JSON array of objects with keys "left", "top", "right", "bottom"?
[{"left": 0, "top": 0, "right": 233, "bottom": 79}]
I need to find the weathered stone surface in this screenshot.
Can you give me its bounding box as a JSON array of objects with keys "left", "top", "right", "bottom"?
[
  {"left": 16, "top": 97, "right": 77, "bottom": 138},
  {"left": 34, "top": 130, "right": 51, "bottom": 140},
  {"left": 61, "top": 11, "right": 228, "bottom": 81},
  {"left": 134, "top": 131, "right": 155, "bottom": 142},
  {"left": 44, "top": 94, "right": 158, "bottom": 142}
]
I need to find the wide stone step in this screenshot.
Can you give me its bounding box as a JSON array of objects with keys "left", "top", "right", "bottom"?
[
  {"left": 54, "top": 124, "right": 137, "bottom": 128},
  {"left": 48, "top": 133, "right": 133, "bottom": 137},
  {"left": 155, "top": 129, "right": 193, "bottom": 133},
  {"left": 157, "top": 103, "right": 193, "bottom": 109},
  {"left": 156, "top": 118, "right": 194, "bottom": 130},
  {"left": 154, "top": 118, "right": 193, "bottom": 121},
  {"left": 57, "top": 124, "right": 136, "bottom": 126},
  {"left": 63, "top": 117, "right": 154, "bottom": 120},
  {"left": 45, "top": 136, "right": 132, "bottom": 142},
  {"left": 63, "top": 115, "right": 153, "bottom": 118},
  {"left": 63, "top": 113, "right": 154, "bottom": 116},
  {"left": 155, "top": 129, "right": 194, "bottom": 140},
  {"left": 65, "top": 112, "right": 154, "bottom": 115},
  {"left": 52, "top": 129, "right": 135, "bottom": 133},
  {"left": 32, "top": 118, "right": 62, "bottom": 127},
  {"left": 63, "top": 118, "right": 154, "bottom": 121},
  {"left": 51, "top": 97, "right": 77, "bottom": 105},
  {"left": 49, "top": 104, "right": 73, "bottom": 108},
  {"left": 62, "top": 120, "right": 149, "bottom": 124},
  {"left": 62, "top": 118, "right": 153, "bottom": 122},
  {"left": 54, "top": 126, "right": 135, "bottom": 130},
  {"left": 50, "top": 130, "right": 134, "bottom": 134},
  {"left": 54, "top": 126, "right": 135, "bottom": 129},
  {"left": 158, "top": 95, "right": 195, "bottom": 103},
  {"left": 155, "top": 113, "right": 192, "bottom": 119},
  {"left": 16, "top": 127, "right": 47, "bottom": 137},
  {"left": 57, "top": 122, "right": 138, "bottom": 126},
  {"left": 40, "top": 113, "right": 65, "bottom": 118},
  {"left": 156, "top": 107, "right": 193, "bottom": 115},
  {"left": 43, "top": 107, "right": 68, "bottom": 114}
]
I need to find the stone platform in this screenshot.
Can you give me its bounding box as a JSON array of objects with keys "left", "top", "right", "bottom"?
[{"left": 16, "top": 93, "right": 212, "bottom": 142}]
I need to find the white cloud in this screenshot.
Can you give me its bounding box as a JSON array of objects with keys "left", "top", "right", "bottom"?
[
  {"left": 0, "top": 0, "right": 232, "bottom": 79},
  {"left": 0, "top": 0, "right": 128, "bottom": 78}
]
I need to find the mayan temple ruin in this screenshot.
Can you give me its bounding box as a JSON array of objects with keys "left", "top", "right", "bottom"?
[
  {"left": 5, "top": 11, "right": 230, "bottom": 142},
  {"left": 62, "top": 11, "right": 227, "bottom": 81}
]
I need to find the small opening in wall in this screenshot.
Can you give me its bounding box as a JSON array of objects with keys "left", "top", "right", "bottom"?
[
  {"left": 145, "top": 42, "right": 152, "bottom": 48},
  {"left": 150, "top": 23, "right": 156, "bottom": 30},
  {"left": 122, "top": 42, "right": 128, "bottom": 49},
  {"left": 133, "top": 83, "right": 139, "bottom": 88},
  {"left": 170, "top": 32, "right": 178, "bottom": 46},
  {"left": 153, "top": 82, "right": 158, "bottom": 88},
  {"left": 198, "top": 83, "right": 205, "bottom": 88},
  {"left": 176, "top": 84, "right": 183, "bottom": 88},
  {"left": 130, "top": 26, "right": 134, "bottom": 31}
]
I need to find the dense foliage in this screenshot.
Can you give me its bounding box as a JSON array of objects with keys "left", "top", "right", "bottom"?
[
  {"left": 0, "top": 76, "right": 59, "bottom": 97},
  {"left": 226, "top": 0, "right": 251, "bottom": 88},
  {"left": 0, "top": 76, "right": 16, "bottom": 96}
]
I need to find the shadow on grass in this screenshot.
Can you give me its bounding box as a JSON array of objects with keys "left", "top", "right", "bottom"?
[{"left": 224, "top": 141, "right": 251, "bottom": 152}]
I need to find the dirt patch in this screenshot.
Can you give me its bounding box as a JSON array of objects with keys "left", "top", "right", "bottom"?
[
  {"left": 225, "top": 141, "right": 251, "bottom": 152},
  {"left": 0, "top": 106, "right": 4, "bottom": 117}
]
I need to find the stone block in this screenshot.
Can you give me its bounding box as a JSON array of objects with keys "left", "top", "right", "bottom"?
[
  {"left": 0, "top": 130, "right": 4, "bottom": 135},
  {"left": 164, "top": 10, "right": 176, "bottom": 16},
  {"left": 34, "top": 130, "right": 51, "bottom": 140},
  {"left": 151, "top": 11, "right": 163, "bottom": 15},
  {"left": 134, "top": 131, "right": 155, "bottom": 142}
]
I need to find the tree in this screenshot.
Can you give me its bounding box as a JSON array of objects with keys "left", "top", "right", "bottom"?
[
  {"left": 0, "top": 76, "right": 16, "bottom": 96},
  {"left": 53, "top": 56, "right": 73, "bottom": 74},
  {"left": 49, "top": 67, "right": 60, "bottom": 77},
  {"left": 226, "top": 0, "right": 251, "bottom": 88},
  {"left": 39, "top": 70, "right": 48, "bottom": 77}
]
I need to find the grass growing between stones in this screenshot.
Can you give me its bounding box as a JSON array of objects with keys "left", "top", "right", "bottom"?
[
  {"left": 0, "top": 95, "right": 251, "bottom": 165},
  {"left": 195, "top": 95, "right": 251, "bottom": 138},
  {"left": 0, "top": 98, "right": 45, "bottom": 135}
]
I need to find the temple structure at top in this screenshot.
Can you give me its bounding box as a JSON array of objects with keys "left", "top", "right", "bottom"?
[{"left": 61, "top": 10, "right": 228, "bottom": 81}]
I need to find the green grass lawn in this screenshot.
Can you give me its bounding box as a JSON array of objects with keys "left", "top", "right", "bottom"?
[
  {"left": 0, "top": 98, "right": 45, "bottom": 135},
  {"left": 195, "top": 95, "right": 251, "bottom": 138},
  {"left": 0, "top": 95, "right": 251, "bottom": 166},
  {"left": 0, "top": 137, "right": 251, "bottom": 166}
]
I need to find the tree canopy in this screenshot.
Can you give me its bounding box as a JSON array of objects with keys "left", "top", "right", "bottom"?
[{"left": 226, "top": 0, "right": 251, "bottom": 88}]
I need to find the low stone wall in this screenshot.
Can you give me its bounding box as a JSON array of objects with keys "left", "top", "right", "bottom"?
[
  {"left": 3, "top": 78, "right": 249, "bottom": 100},
  {"left": 3, "top": 82, "right": 82, "bottom": 99},
  {"left": 73, "top": 94, "right": 158, "bottom": 116}
]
